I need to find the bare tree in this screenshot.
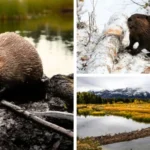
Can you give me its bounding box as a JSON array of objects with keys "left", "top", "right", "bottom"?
[
  {"left": 130, "top": 0, "right": 150, "bottom": 13},
  {"left": 85, "top": 0, "right": 98, "bottom": 46},
  {"left": 77, "top": 0, "right": 87, "bottom": 24},
  {"left": 130, "top": 0, "right": 145, "bottom": 7}
]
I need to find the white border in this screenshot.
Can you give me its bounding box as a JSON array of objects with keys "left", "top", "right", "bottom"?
[{"left": 74, "top": 0, "right": 77, "bottom": 150}]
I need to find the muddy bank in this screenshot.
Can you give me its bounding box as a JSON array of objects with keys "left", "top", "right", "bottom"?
[
  {"left": 95, "top": 127, "right": 150, "bottom": 145},
  {"left": 0, "top": 74, "right": 73, "bottom": 150}
]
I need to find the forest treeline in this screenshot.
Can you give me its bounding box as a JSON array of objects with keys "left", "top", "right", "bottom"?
[
  {"left": 77, "top": 92, "right": 150, "bottom": 104},
  {"left": 0, "top": 0, "right": 73, "bottom": 20}
]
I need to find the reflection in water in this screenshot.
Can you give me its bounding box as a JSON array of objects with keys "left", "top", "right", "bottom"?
[
  {"left": 102, "top": 136, "right": 150, "bottom": 150},
  {"left": 24, "top": 25, "right": 73, "bottom": 50},
  {"left": 77, "top": 116, "right": 150, "bottom": 138},
  {"left": 23, "top": 29, "right": 73, "bottom": 77},
  {"left": 25, "top": 35, "right": 73, "bottom": 77},
  {"left": 0, "top": 13, "right": 73, "bottom": 77}
]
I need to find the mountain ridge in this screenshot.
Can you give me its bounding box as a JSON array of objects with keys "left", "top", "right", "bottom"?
[{"left": 89, "top": 88, "right": 150, "bottom": 99}]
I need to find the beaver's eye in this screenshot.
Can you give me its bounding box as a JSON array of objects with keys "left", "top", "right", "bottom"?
[{"left": 137, "top": 16, "right": 140, "bottom": 19}]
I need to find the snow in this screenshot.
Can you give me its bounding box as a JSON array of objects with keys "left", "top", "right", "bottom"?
[
  {"left": 144, "top": 92, "right": 147, "bottom": 96},
  {"left": 77, "top": 0, "right": 150, "bottom": 74},
  {"left": 94, "top": 87, "right": 149, "bottom": 98},
  {"left": 113, "top": 53, "right": 150, "bottom": 74}
]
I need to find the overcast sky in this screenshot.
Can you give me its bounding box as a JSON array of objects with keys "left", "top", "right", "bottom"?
[
  {"left": 82, "top": 0, "right": 146, "bottom": 30},
  {"left": 77, "top": 76, "right": 150, "bottom": 92}
]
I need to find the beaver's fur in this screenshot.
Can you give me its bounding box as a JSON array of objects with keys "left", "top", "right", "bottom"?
[
  {"left": 0, "top": 32, "right": 43, "bottom": 89},
  {"left": 126, "top": 14, "right": 150, "bottom": 55}
]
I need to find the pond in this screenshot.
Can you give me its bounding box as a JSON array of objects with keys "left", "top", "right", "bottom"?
[
  {"left": 77, "top": 115, "right": 150, "bottom": 138},
  {"left": 0, "top": 1, "right": 73, "bottom": 77},
  {"left": 102, "top": 136, "right": 150, "bottom": 150}
]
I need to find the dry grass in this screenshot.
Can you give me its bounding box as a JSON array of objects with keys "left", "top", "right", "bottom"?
[
  {"left": 77, "top": 138, "right": 101, "bottom": 150},
  {"left": 77, "top": 103, "right": 150, "bottom": 123}
]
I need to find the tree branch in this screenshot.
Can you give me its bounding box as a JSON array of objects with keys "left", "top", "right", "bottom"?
[
  {"left": 33, "top": 111, "right": 73, "bottom": 121},
  {"left": 130, "top": 0, "right": 145, "bottom": 7}
]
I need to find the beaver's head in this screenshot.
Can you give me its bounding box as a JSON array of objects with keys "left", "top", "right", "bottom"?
[{"left": 127, "top": 14, "right": 150, "bottom": 34}]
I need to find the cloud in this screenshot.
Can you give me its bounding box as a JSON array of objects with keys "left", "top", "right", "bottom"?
[{"left": 77, "top": 76, "right": 150, "bottom": 92}]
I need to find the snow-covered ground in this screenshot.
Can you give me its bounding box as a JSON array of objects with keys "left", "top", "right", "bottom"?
[{"left": 77, "top": 0, "right": 150, "bottom": 74}]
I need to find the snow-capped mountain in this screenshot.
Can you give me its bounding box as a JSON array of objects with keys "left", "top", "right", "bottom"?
[{"left": 90, "top": 88, "right": 150, "bottom": 99}]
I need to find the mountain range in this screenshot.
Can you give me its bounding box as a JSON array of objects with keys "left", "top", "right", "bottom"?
[{"left": 90, "top": 88, "right": 150, "bottom": 99}]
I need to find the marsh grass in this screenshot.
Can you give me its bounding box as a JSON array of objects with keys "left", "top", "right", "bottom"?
[
  {"left": 77, "top": 103, "right": 150, "bottom": 123},
  {"left": 90, "top": 111, "right": 105, "bottom": 116},
  {"left": 78, "top": 108, "right": 92, "bottom": 116},
  {"left": 77, "top": 138, "right": 101, "bottom": 150}
]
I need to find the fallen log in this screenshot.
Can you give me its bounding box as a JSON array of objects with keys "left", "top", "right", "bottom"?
[
  {"left": 85, "top": 14, "right": 128, "bottom": 73},
  {"left": 95, "top": 127, "right": 150, "bottom": 145},
  {"left": 1, "top": 100, "right": 73, "bottom": 139}
]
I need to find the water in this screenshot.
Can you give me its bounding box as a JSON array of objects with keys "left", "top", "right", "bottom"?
[
  {"left": 77, "top": 115, "right": 150, "bottom": 138},
  {"left": 0, "top": 13, "right": 73, "bottom": 77},
  {"left": 102, "top": 137, "right": 150, "bottom": 150}
]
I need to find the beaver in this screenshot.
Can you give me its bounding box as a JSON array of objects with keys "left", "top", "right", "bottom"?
[
  {"left": 126, "top": 14, "right": 150, "bottom": 55},
  {"left": 0, "top": 32, "right": 43, "bottom": 91}
]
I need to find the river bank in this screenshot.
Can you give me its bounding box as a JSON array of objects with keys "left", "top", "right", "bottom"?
[{"left": 95, "top": 127, "right": 150, "bottom": 145}]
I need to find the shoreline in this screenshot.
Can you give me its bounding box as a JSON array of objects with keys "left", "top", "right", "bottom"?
[{"left": 78, "top": 127, "right": 150, "bottom": 145}]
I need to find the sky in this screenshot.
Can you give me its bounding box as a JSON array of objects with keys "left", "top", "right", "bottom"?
[
  {"left": 77, "top": 76, "right": 150, "bottom": 92},
  {"left": 81, "top": 0, "right": 146, "bottom": 31}
]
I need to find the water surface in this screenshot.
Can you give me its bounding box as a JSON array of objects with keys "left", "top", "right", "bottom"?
[
  {"left": 102, "top": 136, "right": 150, "bottom": 150},
  {"left": 77, "top": 115, "right": 150, "bottom": 138}
]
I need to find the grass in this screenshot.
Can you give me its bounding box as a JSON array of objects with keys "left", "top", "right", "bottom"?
[
  {"left": 77, "top": 137, "right": 102, "bottom": 150},
  {"left": 77, "top": 103, "right": 150, "bottom": 123}
]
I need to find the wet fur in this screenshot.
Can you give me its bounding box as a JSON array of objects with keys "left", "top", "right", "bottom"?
[
  {"left": 0, "top": 32, "right": 43, "bottom": 89},
  {"left": 126, "top": 14, "right": 150, "bottom": 55}
]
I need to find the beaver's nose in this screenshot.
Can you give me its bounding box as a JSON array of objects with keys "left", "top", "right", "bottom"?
[{"left": 128, "top": 18, "right": 132, "bottom": 22}]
